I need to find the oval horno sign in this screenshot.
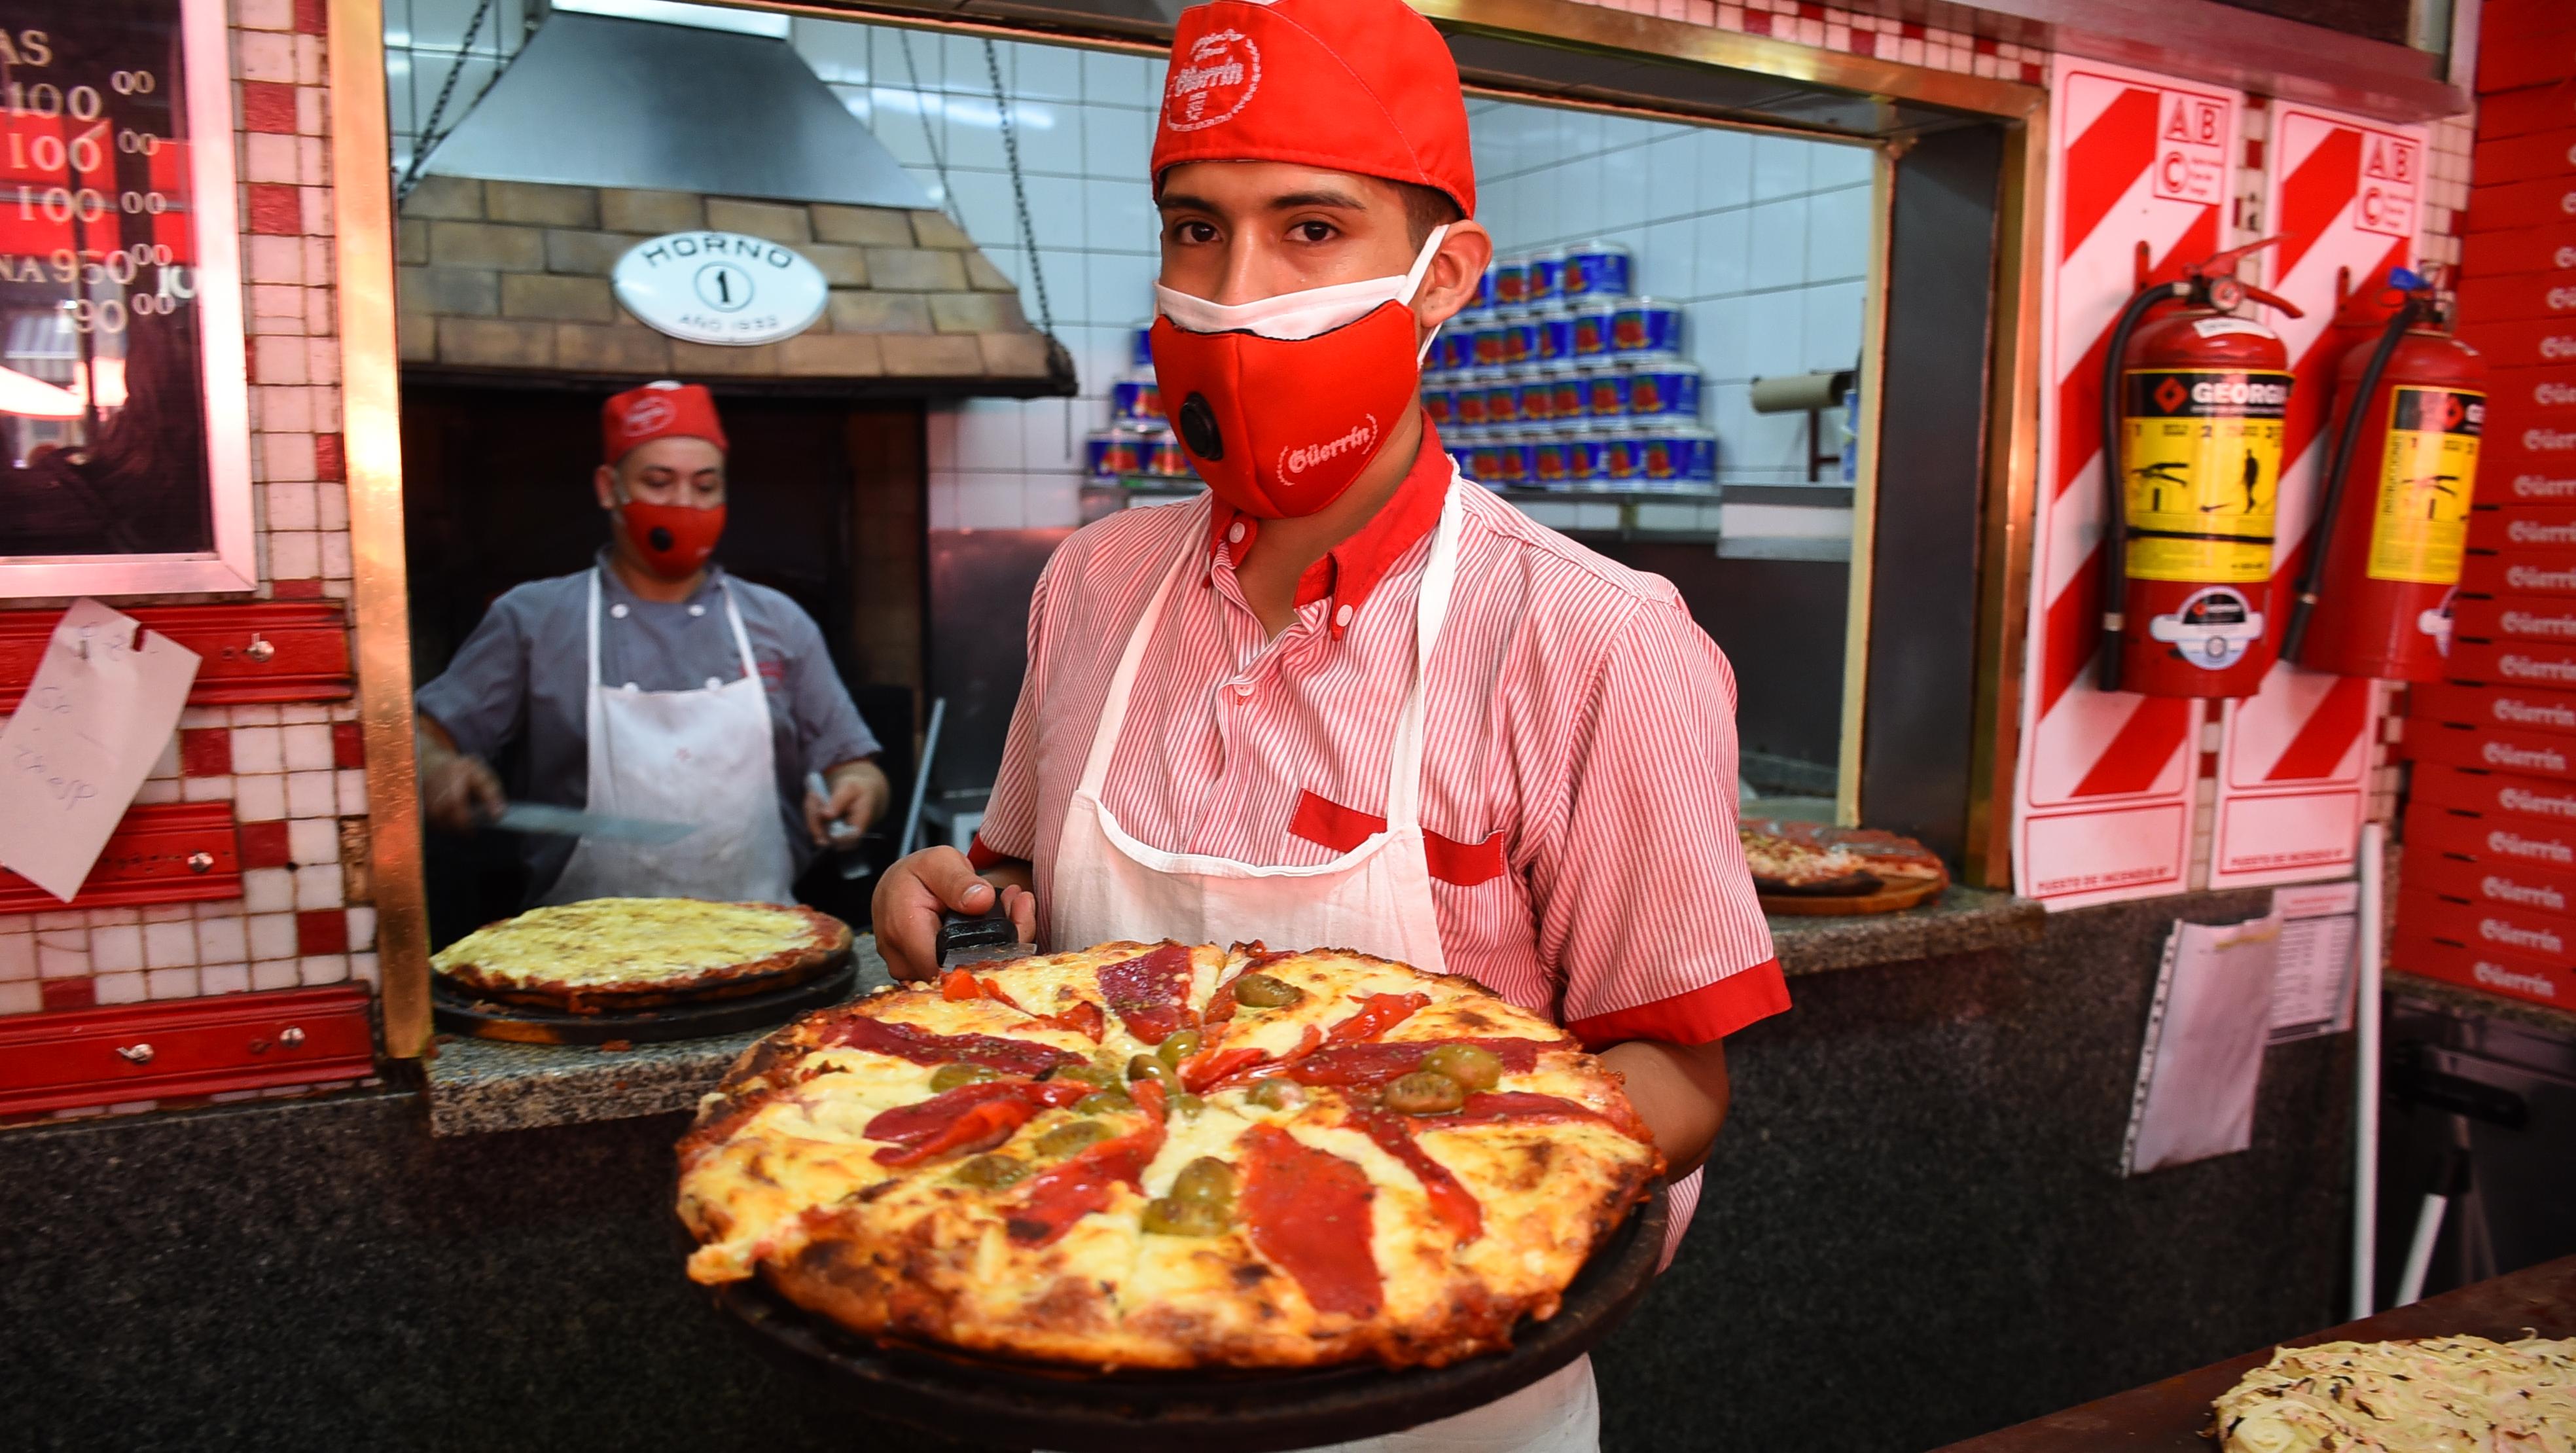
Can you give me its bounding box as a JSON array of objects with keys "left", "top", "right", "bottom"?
[{"left": 611, "top": 231, "right": 828, "bottom": 346}]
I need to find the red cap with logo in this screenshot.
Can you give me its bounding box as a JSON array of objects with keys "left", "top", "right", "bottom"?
[
  {"left": 1149, "top": 0, "right": 1475, "bottom": 217},
  {"left": 601, "top": 380, "right": 728, "bottom": 464}
]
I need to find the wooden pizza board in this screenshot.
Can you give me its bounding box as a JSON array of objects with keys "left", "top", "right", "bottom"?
[
  {"left": 431, "top": 955, "right": 855, "bottom": 1044},
  {"left": 1759, "top": 877, "right": 1946, "bottom": 916}
]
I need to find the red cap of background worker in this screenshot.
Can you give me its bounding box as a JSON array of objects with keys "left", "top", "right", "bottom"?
[
  {"left": 601, "top": 380, "right": 728, "bottom": 464},
  {"left": 1149, "top": 0, "right": 1475, "bottom": 217}
]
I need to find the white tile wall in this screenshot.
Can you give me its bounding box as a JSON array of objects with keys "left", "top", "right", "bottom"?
[
  {"left": 1470, "top": 100, "right": 1876, "bottom": 485},
  {"left": 382, "top": 0, "right": 536, "bottom": 179},
  {"left": 783, "top": 16, "right": 1876, "bottom": 518},
  {"left": 792, "top": 20, "right": 1169, "bottom": 531},
  {"left": 384, "top": 5, "right": 1876, "bottom": 513}
]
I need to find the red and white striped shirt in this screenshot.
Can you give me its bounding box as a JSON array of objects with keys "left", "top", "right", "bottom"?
[{"left": 974, "top": 425, "right": 1787, "bottom": 1047}]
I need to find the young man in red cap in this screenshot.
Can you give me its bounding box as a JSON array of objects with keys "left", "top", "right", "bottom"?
[
  {"left": 876, "top": 4, "right": 1785, "bottom": 1444},
  {"left": 417, "top": 380, "right": 888, "bottom": 906}
]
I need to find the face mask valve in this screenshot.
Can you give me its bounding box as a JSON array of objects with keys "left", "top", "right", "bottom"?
[{"left": 1148, "top": 227, "right": 1449, "bottom": 518}]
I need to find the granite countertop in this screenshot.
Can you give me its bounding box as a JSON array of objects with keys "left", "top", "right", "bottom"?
[
  {"left": 425, "top": 891, "right": 2048, "bottom": 1136},
  {"left": 421, "top": 937, "right": 896, "bottom": 1137},
  {"left": 1767, "top": 884, "right": 2048, "bottom": 976}
]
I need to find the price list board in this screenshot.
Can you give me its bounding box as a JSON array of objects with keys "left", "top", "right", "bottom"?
[{"left": 0, "top": 0, "right": 253, "bottom": 596}]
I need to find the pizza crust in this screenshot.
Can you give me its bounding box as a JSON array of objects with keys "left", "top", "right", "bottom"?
[
  {"left": 433, "top": 898, "right": 851, "bottom": 1012},
  {"left": 676, "top": 942, "right": 1664, "bottom": 1371}
]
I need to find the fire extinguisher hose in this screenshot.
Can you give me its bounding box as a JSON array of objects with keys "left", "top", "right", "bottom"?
[
  {"left": 2282, "top": 294, "right": 2425, "bottom": 661},
  {"left": 2096, "top": 281, "right": 2189, "bottom": 693}
]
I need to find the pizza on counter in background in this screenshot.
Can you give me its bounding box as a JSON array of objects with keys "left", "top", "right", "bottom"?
[
  {"left": 431, "top": 898, "right": 853, "bottom": 1013},
  {"left": 1740, "top": 818, "right": 1949, "bottom": 908},
  {"left": 2211, "top": 1335, "right": 2575, "bottom": 1451},
  {"left": 676, "top": 941, "right": 1663, "bottom": 1370}
]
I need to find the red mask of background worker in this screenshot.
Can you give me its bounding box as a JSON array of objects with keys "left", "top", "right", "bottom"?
[
  {"left": 599, "top": 380, "right": 729, "bottom": 578},
  {"left": 1145, "top": 0, "right": 1477, "bottom": 520}
]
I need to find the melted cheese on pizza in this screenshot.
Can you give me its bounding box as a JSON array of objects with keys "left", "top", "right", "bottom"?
[
  {"left": 433, "top": 897, "right": 828, "bottom": 988},
  {"left": 2214, "top": 1335, "right": 2576, "bottom": 1453},
  {"left": 1738, "top": 831, "right": 1867, "bottom": 886},
  {"left": 676, "top": 942, "right": 1662, "bottom": 1370}
]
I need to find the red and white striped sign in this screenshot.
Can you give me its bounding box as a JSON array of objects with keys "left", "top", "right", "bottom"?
[
  {"left": 2014, "top": 60, "right": 2240, "bottom": 908},
  {"left": 2207, "top": 105, "right": 2424, "bottom": 888}
]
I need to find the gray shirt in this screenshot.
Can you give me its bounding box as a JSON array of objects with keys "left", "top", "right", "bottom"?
[{"left": 414, "top": 552, "right": 881, "bottom": 898}]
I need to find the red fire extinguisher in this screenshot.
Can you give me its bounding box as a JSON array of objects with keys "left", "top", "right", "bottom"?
[
  {"left": 2282, "top": 267, "right": 2486, "bottom": 680},
  {"left": 2098, "top": 239, "right": 2304, "bottom": 697}
]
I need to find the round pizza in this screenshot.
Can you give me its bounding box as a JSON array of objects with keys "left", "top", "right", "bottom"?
[
  {"left": 675, "top": 941, "right": 1664, "bottom": 1370},
  {"left": 2212, "top": 1335, "right": 2576, "bottom": 1452},
  {"left": 431, "top": 897, "right": 851, "bottom": 1012},
  {"left": 1740, "top": 819, "right": 1948, "bottom": 898}
]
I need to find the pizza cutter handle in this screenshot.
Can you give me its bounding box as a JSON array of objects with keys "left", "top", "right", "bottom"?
[{"left": 937, "top": 906, "right": 1020, "bottom": 967}]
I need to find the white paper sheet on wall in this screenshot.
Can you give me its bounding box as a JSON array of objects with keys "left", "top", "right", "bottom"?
[
  {"left": 2120, "top": 909, "right": 2284, "bottom": 1177},
  {"left": 2268, "top": 881, "right": 2360, "bottom": 1044},
  {"left": 0, "top": 600, "right": 202, "bottom": 901}
]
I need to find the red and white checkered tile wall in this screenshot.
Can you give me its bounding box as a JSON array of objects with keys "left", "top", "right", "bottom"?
[
  {"left": 0, "top": 0, "right": 376, "bottom": 1020},
  {"left": 1564, "top": 0, "right": 2050, "bottom": 82}
]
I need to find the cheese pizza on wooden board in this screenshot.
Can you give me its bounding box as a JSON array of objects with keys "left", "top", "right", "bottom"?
[
  {"left": 2211, "top": 1335, "right": 2575, "bottom": 1452},
  {"left": 431, "top": 897, "right": 852, "bottom": 1013},
  {"left": 675, "top": 942, "right": 1664, "bottom": 1371}
]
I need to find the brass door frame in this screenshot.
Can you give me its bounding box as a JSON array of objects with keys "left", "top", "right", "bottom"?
[
  {"left": 331, "top": 0, "right": 431, "bottom": 1056},
  {"left": 338, "top": 0, "right": 2052, "bottom": 1058},
  {"left": 1965, "top": 114, "right": 2048, "bottom": 891}
]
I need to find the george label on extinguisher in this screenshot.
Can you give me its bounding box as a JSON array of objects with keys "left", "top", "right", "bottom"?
[
  {"left": 2120, "top": 368, "right": 2293, "bottom": 581},
  {"left": 2367, "top": 386, "right": 2486, "bottom": 583}
]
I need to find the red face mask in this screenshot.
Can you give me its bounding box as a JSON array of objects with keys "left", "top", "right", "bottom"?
[
  {"left": 1150, "top": 228, "right": 1446, "bottom": 519},
  {"left": 616, "top": 497, "right": 725, "bottom": 578}
]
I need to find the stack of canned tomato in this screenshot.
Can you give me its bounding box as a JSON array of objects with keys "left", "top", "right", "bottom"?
[
  {"left": 1422, "top": 240, "right": 1717, "bottom": 493},
  {"left": 1084, "top": 238, "right": 1723, "bottom": 496},
  {"left": 1084, "top": 328, "right": 1198, "bottom": 488}
]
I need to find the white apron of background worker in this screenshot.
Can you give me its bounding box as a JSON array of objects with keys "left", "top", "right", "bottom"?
[
  {"left": 1046, "top": 479, "right": 1598, "bottom": 1453},
  {"left": 544, "top": 567, "right": 796, "bottom": 906}
]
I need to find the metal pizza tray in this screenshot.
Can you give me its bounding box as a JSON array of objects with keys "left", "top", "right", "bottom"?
[
  {"left": 431, "top": 954, "right": 855, "bottom": 1045},
  {"left": 698, "top": 1181, "right": 1667, "bottom": 1453}
]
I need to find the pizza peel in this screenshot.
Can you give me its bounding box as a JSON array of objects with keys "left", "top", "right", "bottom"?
[
  {"left": 431, "top": 955, "right": 855, "bottom": 1044},
  {"left": 694, "top": 1181, "right": 1668, "bottom": 1453},
  {"left": 486, "top": 800, "right": 699, "bottom": 845}
]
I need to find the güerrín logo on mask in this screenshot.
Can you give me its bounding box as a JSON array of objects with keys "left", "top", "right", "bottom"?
[
  {"left": 1165, "top": 29, "right": 1260, "bottom": 132},
  {"left": 1281, "top": 416, "right": 1378, "bottom": 479}
]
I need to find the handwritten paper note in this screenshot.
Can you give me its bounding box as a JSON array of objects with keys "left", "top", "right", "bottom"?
[{"left": 0, "top": 600, "right": 201, "bottom": 901}]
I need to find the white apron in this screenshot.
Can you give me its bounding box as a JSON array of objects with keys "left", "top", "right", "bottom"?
[
  {"left": 1048, "top": 475, "right": 1600, "bottom": 1453},
  {"left": 543, "top": 569, "right": 796, "bottom": 906}
]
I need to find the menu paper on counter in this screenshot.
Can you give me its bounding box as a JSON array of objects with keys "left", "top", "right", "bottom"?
[
  {"left": 2268, "top": 881, "right": 2361, "bottom": 1044},
  {"left": 2120, "top": 908, "right": 2283, "bottom": 1176},
  {"left": 0, "top": 601, "right": 200, "bottom": 901}
]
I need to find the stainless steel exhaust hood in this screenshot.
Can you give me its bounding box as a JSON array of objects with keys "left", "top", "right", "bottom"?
[{"left": 417, "top": 11, "right": 935, "bottom": 211}]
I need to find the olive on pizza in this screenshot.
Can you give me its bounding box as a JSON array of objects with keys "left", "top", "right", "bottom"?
[{"left": 675, "top": 942, "right": 1664, "bottom": 1370}]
